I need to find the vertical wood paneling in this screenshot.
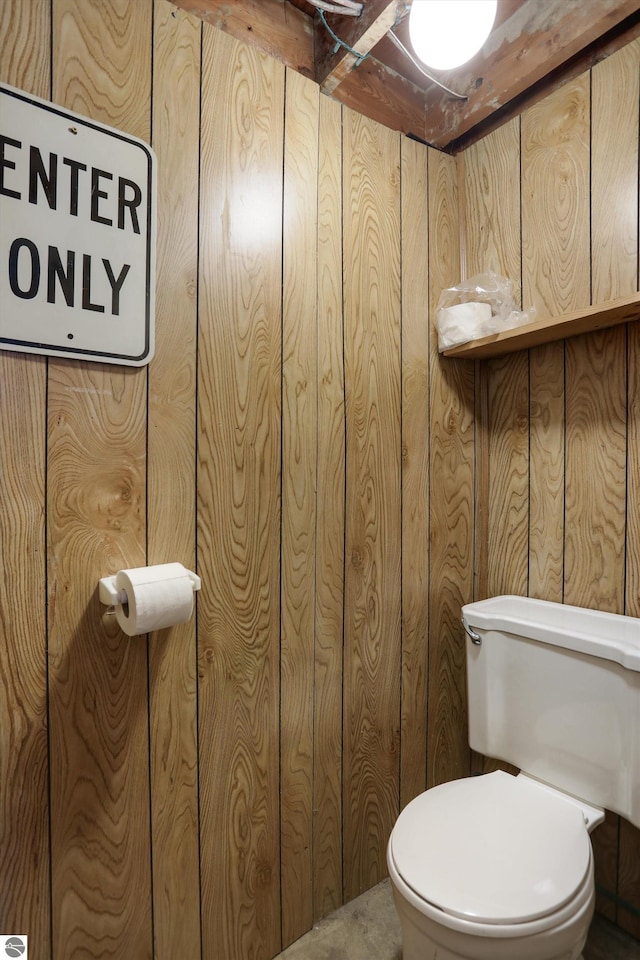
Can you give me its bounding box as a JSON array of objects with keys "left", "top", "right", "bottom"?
[
  {"left": 281, "top": 66, "right": 319, "bottom": 947},
  {"left": 591, "top": 37, "right": 640, "bottom": 939},
  {"left": 5, "top": 1, "right": 638, "bottom": 953},
  {"left": 400, "top": 137, "right": 429, "bottom": 809},
  {"left": 521, "top": 77, "right": 591, "bottom": 318},
  {"left": 198, "top": 25, "right": 283, "bottom": 960},
  {"left": 622, "top": 315, "right": 640, "bottom": 939},
  {"left": 527, "top": 340, "right": 565, "bottom": 600},
  {"left": 48, "top": 2, "right": 153, "bottom": 957},
  {"left": 148, "top": 4, "right": 201, "bottom": 959},
  {"left": 592, "top": 42, "right": 640, "bottom": 305},
  {"left": 564, "top": 328, "right": 626, "bottom": 611},
  {"left": 564, "top": 46, "right": 635, "bottom": 615},
  {"left": 462, "top": 119, "right": 528, "bottom": 603},
  {"left": 628, "top": 322, "right": 640, "bottom": 624},
  {"left": 343, "top": 109, "right": 401, "bottom": 900},
  {"left": 0, "top": 3, "right": 50, "bottom": 954},
  {"left": 463, "top": 119, "right": 522, "bottom": 306},
  {"left": 470, "top": 42, "right": 640, "bottom": 936},
  {"left": 484, "top": 354, "right": 529, "bottom": 596},
  {"left": 313, "top": 94, "right": 345, "bottom": 923},
  {"left": 0, "top": 0, "right": 50, "bottom": 95},
  {"left": 522, "top": 77, "right": 591, "bottom": 602},
  {"left": 427, "top": 149, "right": 472, "bottom": 789}
]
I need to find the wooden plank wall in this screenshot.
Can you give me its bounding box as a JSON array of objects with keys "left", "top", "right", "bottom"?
[
  {"left": 461, "top": 37, "right": 640, "bottom": 939},
  {"left": 4, "top": 2, "right": 636, "bottom": 956},
  {"left": 0, "top": 1, "right": 50, "bottom": 956},
  {"left": 1, "top": 1, "right": 466, "bottom": 958}
]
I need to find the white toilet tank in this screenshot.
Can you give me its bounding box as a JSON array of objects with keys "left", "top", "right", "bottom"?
[{"left": 461, "top": 596, "right": 640, "bottom": 829}]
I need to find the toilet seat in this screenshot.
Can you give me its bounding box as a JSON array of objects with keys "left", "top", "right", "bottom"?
[{"left": 389, "top": 771, "right": 592, "bottom": 926}]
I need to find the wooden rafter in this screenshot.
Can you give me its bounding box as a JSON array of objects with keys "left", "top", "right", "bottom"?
[
  {"left": 421, "top": 0, "right": 640, "bottom": 149},
  {"left": 313, "top": 0, "right": 402, "bottom": 93},
  {"left": 172, "top": 0, "right": 315, "bottom": 77},
  {"left": 170, "top": 0, "right": 640, "bottom": 150}
]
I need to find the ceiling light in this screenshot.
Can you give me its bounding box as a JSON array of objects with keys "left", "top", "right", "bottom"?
[{"left": 408, "top": 0, "right": 497, "bottom": 71}]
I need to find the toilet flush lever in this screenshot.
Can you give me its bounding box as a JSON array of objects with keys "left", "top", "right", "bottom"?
[{"left": 461, "top": 617, "right": 482, "bottom": 645}]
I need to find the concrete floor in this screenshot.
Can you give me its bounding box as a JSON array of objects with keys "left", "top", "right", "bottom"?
[{"left": 275, "top": 879, "right": 640, "bottom": 960}]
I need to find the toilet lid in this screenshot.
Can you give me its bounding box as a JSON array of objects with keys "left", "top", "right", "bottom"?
[{"left": 389, "top": 771, "right": 591, "bottom": 924}]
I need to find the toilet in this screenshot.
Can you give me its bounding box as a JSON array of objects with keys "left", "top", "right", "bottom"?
[{"left": 387, "top": 595, "right": 640, "bottom": 960}]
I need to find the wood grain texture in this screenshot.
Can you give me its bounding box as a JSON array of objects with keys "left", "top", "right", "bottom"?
[
  {"left": 564, "top": 330, "right": 626, "bottom": 610},
  {"left": 470, "top": 43, "right": 640, "bottom": 932},
  {"left": 173, "top": 0, "right": 315, "bottom": 78},
  {"left": 0, "top": 2, "right": 50, "bottom": 953},
  {"left": 619, "top": 809, "right": 640, "bottom": 938},
  {"left": 620, "top": 42, "right": 640, "bottom": 650},
  {"left": 591, "top": 40, "right": 640, "bottom": 305},
  {"left": 617, "top": 44, "right": 640, "bottom": 941},
  {"left": 5, "top": 6, "right": 639, "bottom": 954},
  {"left": 314, "top": 0, "right": 399, "bottom": 89},
  {"left": 332, "top": 59, "right": 427, "bottom": 143},
  {"left": 197, "top": 25, "right": 283, "bottom": 960},
  {"left": 399, "top": 136, "right": 429, "bottom": 810},
  {"left": 442, "top": 291, "right": 640, "bottom": 359},
  {"left": 48, "top": 2, "right": 153, "bottom": 958},
  {"left": 522, "top": 77, "right": 590, "bottom": 602},
  {"left": 473, "top": 361, "right": 490, "bottom": 603},
  {"left": 54, "top": 0, "right": 151, "bottom": 139},
  {"left": 592, "top": 35, "right": 640, "bottom": 938},
  {"left": 462, "top": 119, "right": 528, "bottom": 602},
  {"left": 625, "top": 319, "right": 639, "bottom": 960},
  {"left": 521, "top": 74, "right": 591, "bottom": 314},
  {"left": 343, "top": 108, "right": 401, "bottom": 900},
  {"left": 527, "top": 341, "right": 565, "bottom": 600},
  {"left": 148, "top": 4, "right": 201, "bottom": 959},
  {"left": 0, "top": 0, "right": 50, "bottom": 95},
  {"left": 462, "top": 118, "right": 522, "bottom": 305},
  {"left": 0, "top": 358, "right": 49, "bottom": 954},
  {"left": 484, "top": 354, "right": 529, "bottom": 597},
  {"left": 461, "top": 110, "right": 523, "bottom": 779},
  {"left": 424, "top": 0, "right": 640, "bottom": 151},
  {"left": 628, "top": 319, "right": 640, "bottom": 622},
  {"left": 281, "top": 66, "right": 319, "bottom": 947},
  {"left": 427, "top": 148, "right": 472, "bottom": 789},
  {"left": 564, "top": 37, "right": 638, "bottom": 616},
  {"left": 47, "top": 359, "right": 151, "bottom": 960},
  {"left": 313, "top": 93, "right": 345, "bottom": 923},
  {"left": 591, "top": 812, "right": 621, "bottom": 924},
  {"left": 521, "top": 72, "right": 591, "bottom": 304}
]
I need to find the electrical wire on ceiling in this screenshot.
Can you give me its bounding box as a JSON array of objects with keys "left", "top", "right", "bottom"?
[
  {"left": 317, "top": 9, "right": 370, "bottom": 65},
  {"left": 310, "top": 0, "right": 467, "bottom": 100},
  {"left": 387, "top": 29, "right": 467, "bottom": 100}
]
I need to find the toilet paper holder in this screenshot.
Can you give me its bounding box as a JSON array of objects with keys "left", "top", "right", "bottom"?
[{"left": 98, "top": 565, "right": 201, "bottom": 609}]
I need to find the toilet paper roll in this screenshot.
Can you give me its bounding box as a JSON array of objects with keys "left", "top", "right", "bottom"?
[
  {"left": 437, "top": 301, "right": 493, "bottom": 350},
  {"left": 115, "top": 563, "right": 195, "bottom": 636}
]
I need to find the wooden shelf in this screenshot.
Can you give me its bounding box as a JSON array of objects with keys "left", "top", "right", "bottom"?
[{"left": 442, "top": 292, "right": 640, "bottom": 360}]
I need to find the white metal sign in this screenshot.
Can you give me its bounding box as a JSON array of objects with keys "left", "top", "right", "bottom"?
[{"left": 0, "top": 83, "right": 155, "bottom": 365}]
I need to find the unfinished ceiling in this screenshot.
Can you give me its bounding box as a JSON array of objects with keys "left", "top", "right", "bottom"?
[{"left": 171, "top": 0, "right": 640, "bottom": 151}]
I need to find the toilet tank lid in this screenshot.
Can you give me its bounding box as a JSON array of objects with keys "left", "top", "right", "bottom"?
[{"left": 462, "top": 596, "right": 640, "bottom": 671}]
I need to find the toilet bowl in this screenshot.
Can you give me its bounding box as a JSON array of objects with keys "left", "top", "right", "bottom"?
[
  {"left": 387, "top": 596, "right": 640, "bottom": 960},
  {"left": 387, "top": 771, "right": 599, "bottom": 960}
]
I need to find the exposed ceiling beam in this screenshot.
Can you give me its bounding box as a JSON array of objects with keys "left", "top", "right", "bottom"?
[
  {"left": 421, "top": 0, "right": 640, "bottom": 149},
  {"left": 330, "top": 54, "right": 426, "bottom": 138},
  {"left": 314, "top": 0, "right": 402, "bottom": 92},
  {"left": 170, "top": 0, "right": 640, "bottom": 151},
  {"left": 171, "top": 0, "right": 315, "bottom": 78}
]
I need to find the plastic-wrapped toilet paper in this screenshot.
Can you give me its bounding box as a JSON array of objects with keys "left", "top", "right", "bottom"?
[
  {"left": 436, "top": 301, "right": 493, "bottom": 351},
  {"left": 114, "top": 563, "right": 196, "bottom": 636}
]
